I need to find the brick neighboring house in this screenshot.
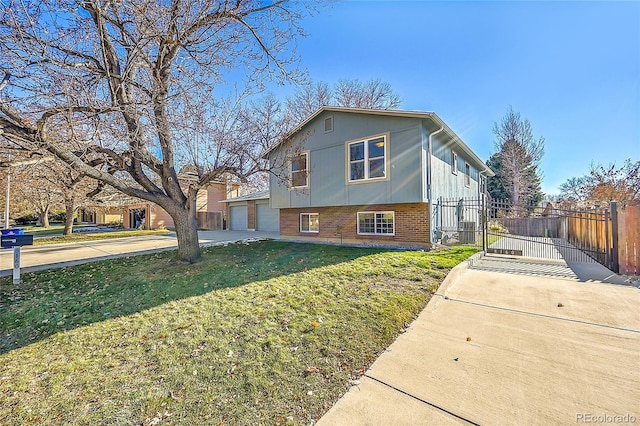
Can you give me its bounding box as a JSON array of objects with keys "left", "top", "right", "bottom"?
[{"left": 263, "top": 107, "right": 494, "bottom": 248}]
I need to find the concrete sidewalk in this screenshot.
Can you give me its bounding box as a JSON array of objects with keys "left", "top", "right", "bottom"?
[
  {"left": 0, "top": 230, "right": 278, "bottom": 276},
  {"left": 318, "top": 255, "right": 640, "bottom": 425}
]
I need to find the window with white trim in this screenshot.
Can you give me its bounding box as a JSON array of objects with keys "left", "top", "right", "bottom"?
[
  {"left": 451, "top": 151, "right": 458, "bottom": 175},
  {"left": 300, "top": 213, "right": 319, "bottom": 233},
  {"left": 357, "top": 211, "right": 395, "bottom": 235},
  {"left": 348, "top": 135, "right": 387, "bottom": 182},
  {"left": 290, "top": 152, "right": 308, "bottom": 188},
  {"left": 465, "top": 162, "right": 471, "bottom": 187}
]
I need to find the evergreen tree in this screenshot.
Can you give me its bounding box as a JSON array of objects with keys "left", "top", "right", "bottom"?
[{"left": 487, "top": 107, "right": 545, "bottom": 211}]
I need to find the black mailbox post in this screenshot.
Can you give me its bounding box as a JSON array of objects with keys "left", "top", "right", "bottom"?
[{"left": 1, "top": 234, "right": 34, "bottom": 248}]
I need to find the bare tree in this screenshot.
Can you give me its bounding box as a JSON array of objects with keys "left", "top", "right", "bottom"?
[
  {"left": 286, "top": 81, "right": 332, "bottom": 123},
  {"left": 560, "top": 159, "right": 640, "bottom": 208},
  {"left": 558, "top": 176, "right": 590, "bottom": 204},
  {"left": 489, "top": 106, "right": 545, "bottom": 211},
  {"left": 10, "top": 163, "right": 60, "bottom": 228},
  {"left": 0, "top": 1, "right": 313, "bottom": 262},
  {"left": 286, "top": 78, "right": 402, "bottom": 124},
  {"left": 334, "top": 78, "right": 402, "bottom": 110}
]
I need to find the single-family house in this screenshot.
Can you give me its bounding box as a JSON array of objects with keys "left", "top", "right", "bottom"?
[
  {"left": 261, "top": 107, "right": 494, "bottom": 248},
  {"left": 80, "top": 170, "right": 239, "bottom": 230}
]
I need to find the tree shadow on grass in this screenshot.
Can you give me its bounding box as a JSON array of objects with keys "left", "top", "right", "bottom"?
[{"left": 0, "top": 240, "right": 392, "bottom": 354}]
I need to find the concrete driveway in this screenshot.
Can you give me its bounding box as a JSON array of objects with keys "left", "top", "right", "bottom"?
[
  {"left": 0, "top": 230, "right": 279, "bottom": 276},
  {"left": 318, "top": 254, "right": 640, "bottom": 425}
]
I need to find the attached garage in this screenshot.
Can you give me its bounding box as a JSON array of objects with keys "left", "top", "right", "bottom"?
[
  {"left": 256, "top": 200, "right": 280, "bottom": 232},
  {"left": 222, "top": 190, "right": 279, "bottom": 233},
  {"left": 229, "top": 204, "right": 248, "bottom": 230}
]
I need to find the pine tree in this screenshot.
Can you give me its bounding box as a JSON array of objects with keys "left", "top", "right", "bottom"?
[{"left": 487, "top": 107, "right": 545, "bottom": 212}]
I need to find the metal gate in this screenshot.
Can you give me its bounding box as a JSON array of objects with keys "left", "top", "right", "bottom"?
[{"left": 435, "top": 196, "right": 619, "bottom": 272}]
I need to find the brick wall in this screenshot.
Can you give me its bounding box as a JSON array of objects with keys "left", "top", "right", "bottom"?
[
  {"left": 280, "top": 203, "right": 430, "bottom": 248},
  {"left": 247, "top": 200, "right": 256, "bottom": 230}
]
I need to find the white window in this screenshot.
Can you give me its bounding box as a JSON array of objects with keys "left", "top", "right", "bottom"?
[
  {"left": 290, "top": 152, "right": 308, "bottom": 188},
  {"left": 357, "top": 211, "right": 395, "bottom": 235},
  {"left": 451, "top": 151, "right": 458, "bottom": 175},
  {"left": 324, "top": 116, "right": 333, "bottom": 133},
  {"left": 300, "top": 213, "right": 319, "bottom": 233},
  {"left": 348, "top": 135, "right": 387, "bottom": 182},
  {"left": 465, "top": 162, "right": 471, "bottom": 187}
]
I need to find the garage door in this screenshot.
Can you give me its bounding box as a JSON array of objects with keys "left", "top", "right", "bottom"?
[
  {"left": 256, "top": 201, "right": 279, "bottom": 232},
  {"left": 229, "top": 205, "right": 248, "bottom": 230}
]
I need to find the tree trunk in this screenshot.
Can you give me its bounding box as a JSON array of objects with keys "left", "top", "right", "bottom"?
[
  {"left": 63, "top": 198, "right": 75, "bottom": 235},
  {"left": 39, "top": 205, "right": 51, "bottom": 228},
  {"left": 172, "top": 207, "right": 201, "bottom": 263}
]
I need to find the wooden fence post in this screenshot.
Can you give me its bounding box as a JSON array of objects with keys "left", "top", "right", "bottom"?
[
  {"left": 481, "top": 193, "right": 487, "bottom": 252},
  {"left": 610, "top": 201, "right": 619, "bottom": 273}
]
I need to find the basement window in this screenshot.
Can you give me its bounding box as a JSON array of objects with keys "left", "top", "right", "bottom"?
[
  {"left": 300, "top": 213, "right": 319, "bottom": 233},
  {"left": 357, "top": 211, "right": 395, "bottom": 235}
]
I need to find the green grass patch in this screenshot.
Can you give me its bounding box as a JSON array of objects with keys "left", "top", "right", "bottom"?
[
  {"left": 0, "top": 241, "right": 477, "bottom": 425},
  {"left": 32, "top": 229, "right": 171, "bottom": 245},
  {"left": 20, "top": 224, "right": 92, "bottom": 236}
]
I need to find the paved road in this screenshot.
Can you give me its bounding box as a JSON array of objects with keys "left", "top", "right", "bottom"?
[
  {"left": 0, "top": 230, "right": 279, "bottom": 276},
  {"left": 318, "top": 254, "right": 640, "bottom": 425}
]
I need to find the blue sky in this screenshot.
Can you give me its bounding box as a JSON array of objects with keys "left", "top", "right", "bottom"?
[{"left": 276, "top": 1, "right": 639, "bottom": 195}]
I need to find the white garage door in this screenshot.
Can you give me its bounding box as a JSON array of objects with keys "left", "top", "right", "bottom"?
[
  {"left": 256, "top": 201, "right": 279, "bottom": 232},
  {"left": 229, "top": 205, "right": 248, "bottom": 230}
]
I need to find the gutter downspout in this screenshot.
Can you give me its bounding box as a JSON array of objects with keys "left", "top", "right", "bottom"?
[{"left": 426, "top": 123, "right": 445, "bottom": 245}]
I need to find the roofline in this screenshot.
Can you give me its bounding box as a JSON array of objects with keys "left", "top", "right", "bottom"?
[
  {"left": 219, "top": 191, "right": 269, "bottom": 203},
  {"left": 261, "top": 106, "right": 494, "bottom": 176},
  {"left": 426, "top": 113, "right": 495, "bottom": 177}
]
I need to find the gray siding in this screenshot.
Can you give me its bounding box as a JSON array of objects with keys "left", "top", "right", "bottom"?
[
  {"left": 270, "top": 111, "right": 424, "bottom": 209},
  {"left": 429, "top": 130, "right": 481, "bottom": 202}
]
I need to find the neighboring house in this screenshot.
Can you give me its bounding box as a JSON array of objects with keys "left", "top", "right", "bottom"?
[
  {"left": 220, "top": 190, "right": 280, "bottom": 232},
  {"left": 80, "top": 173, "right": 239, "bottom": 230},
  {"left": 263, "top": 107, "right": 494, "bottom": 248}
]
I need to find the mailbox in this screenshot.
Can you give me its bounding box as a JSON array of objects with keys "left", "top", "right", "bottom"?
[
  {"left": 1, "top": 234, "right": 33, "bottom": 248},
  {"left": 1, "top": 228, "right": 24, "bottom": 236}
]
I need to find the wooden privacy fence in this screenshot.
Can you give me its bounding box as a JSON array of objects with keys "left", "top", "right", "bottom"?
[
  {"left": 196, "top": 211, "right": 223, "bottom": 230},
  {"left": 618, "top": 205, "right": 640, "bottom": 275},
  {"left": 499, "top": 217, "right": 562, "bottom": 238}
]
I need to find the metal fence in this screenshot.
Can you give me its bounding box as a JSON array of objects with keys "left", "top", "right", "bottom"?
[
  {"left": 435, "top": 196, "right": 624, "bottom": 272},
  {"left": 433, "top": 197, "right": 484, "bottom": 246}
]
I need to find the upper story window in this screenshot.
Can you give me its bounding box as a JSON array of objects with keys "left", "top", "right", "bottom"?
[
  {"left": 465, "top": 162, "right": 471, "bottom": 187},
  {"left": 290, "top": 152, "right": 308, "bottom": 189},
  {"left": 348, "top": 135, "right": 387, "bottom": 182},
  {"left": 451, "top": 151, "right": 458, "bottom": 175}
]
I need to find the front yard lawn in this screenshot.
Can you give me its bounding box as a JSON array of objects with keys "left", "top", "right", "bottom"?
[{"left": 0, "top": 241, "right": 476, "bottom": 425}]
